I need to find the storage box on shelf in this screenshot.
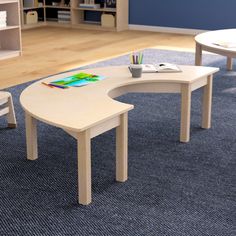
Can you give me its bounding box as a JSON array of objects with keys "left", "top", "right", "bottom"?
[
  {"left": 0, "top": 10, "right": 7, "bottom": 27},
  {"left": 20, "top": 0, "right": 128, "bottom": 31},
  {"left": 24, "top": 10, "right": 38, "bottom": 24},
  {"left": 20, "top": 0, "right": 45, "bottom": 28},
  {"left": 23, "top": 0, "right": 38, "bottom": 8},
  {"left": 0, "top": 0, "right": 22, "bottom": 60},
  {"left": 101, "top": 13, "right": 115, "bottom": 28}
]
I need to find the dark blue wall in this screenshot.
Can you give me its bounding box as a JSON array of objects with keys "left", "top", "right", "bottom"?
[{"left": 129, "top": 0, "right": 236, "bottom": 30}]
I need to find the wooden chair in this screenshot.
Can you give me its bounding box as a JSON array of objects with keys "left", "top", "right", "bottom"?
[{"left": 0, "top": 91, "right": 17, "bottom": 128}]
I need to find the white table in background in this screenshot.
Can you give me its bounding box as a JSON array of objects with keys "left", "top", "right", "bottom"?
[{"left": 195, "top": 29, "right": 236, "bottom": 70}]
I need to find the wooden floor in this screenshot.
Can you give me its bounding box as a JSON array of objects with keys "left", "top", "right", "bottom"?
[{"left": 0, "top": 27, "right": 195, "bottom": 89}]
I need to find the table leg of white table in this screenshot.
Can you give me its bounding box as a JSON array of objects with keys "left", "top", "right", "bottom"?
[
  {"left": 202, "top": 75, "right": 213, "bottom": 129},
  {"left": 25, "top": 112, "right": 38, "bottom": 160},
  {"left": 77, "top": 130, "right": 91, "bottom": 205},
  {"left": 195, "top": 43, "right": 202, "bottom": 66},
  {"left": 227, "top": 57, "right": 233, "bottom": 71},
  {"left": 180, "top": 84, "right": 191, "bottom": 143},
  {"left": 116, "top": 112, "right": 128, "bottom": 182}
]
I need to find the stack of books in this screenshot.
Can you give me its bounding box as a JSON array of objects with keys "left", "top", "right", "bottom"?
[{"left": 58, "top": 11, "right": 71, "bottom": 24}]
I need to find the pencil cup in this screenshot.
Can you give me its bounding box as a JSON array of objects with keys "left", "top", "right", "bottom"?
[{"left": 130, "top": 64, "right": 143, "bottom": 78}]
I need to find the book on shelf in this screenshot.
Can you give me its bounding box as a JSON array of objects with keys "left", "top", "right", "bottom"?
[
  {"left": 79, "top": 3, "right": 101, "bottom": 9},
  {"left": 83, "top": 20, "right": 100, "bottom": 25},
  {"left": 213, "top": 41, "right": 236, "bottom": 48},
  {"left": 49, "top": 72, "right": 105, "bottom": 88},
  {"left": 141, "top": 63, "right": 182, "bottom": 73}
]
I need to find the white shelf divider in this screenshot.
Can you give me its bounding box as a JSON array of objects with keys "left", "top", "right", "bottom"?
[{"left": 0, "top": 0, "right": 22, "bottom": 60}]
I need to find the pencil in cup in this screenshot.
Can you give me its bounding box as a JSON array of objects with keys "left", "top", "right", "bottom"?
[{"left": 130, "top": 52, "right": 143, "bottom": 64}]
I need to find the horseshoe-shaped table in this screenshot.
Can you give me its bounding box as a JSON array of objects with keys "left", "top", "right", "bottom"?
[{"left": 20, "top": 65, "right": 219, "bottom": 205}]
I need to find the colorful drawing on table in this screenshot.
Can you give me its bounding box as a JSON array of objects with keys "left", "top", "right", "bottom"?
[{"left": 50, "top": 72, "right": 105, "bottom": 88}]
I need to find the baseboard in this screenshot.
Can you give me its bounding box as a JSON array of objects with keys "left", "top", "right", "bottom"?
[{"left": 129, "top": 24, "right": 206, "bottom": 35}]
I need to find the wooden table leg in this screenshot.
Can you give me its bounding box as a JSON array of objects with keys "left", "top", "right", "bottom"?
[
  {"left": 180, "top": 84, "right": 191, "bottom": 143},
  {"left": 227, "top": 57, "right": 233, "bottom": 71},
  {"left": 7, "top": 94, "right": 17, "bottom": 128},
  {"left": 201, "top": 75, "right": 213, "bottom": 129},
  {"left": 195, "top": 43, "right": 202, "bottom": 66},
  {"left": 77, "top": 130, "right": 91, "bottom": 205},
  {"left": 116, "top": 112, "right": 128, "bottom": 182},
  {"left": 25, "top": 112, "right": 38, "bottom": 160}
]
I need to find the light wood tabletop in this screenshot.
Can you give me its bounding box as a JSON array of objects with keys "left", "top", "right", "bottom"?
[
  {"left": 195, "top": 29, "right": 236, "bottom": 70},
  {"left": 20, "top": 65, "right": 219, "bottom": 205}
]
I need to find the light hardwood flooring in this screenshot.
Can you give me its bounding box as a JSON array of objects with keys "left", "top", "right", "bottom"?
[{"left": 0, "top": 27, "right": 195, "bottom": 89}]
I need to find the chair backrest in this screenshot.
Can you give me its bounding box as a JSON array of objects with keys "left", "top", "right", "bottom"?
[
  {"left": 0, "top": 91, "right": 17, "bottom": 128},
  {"left": 0, "top": 92, "right": 10, "bottom": 117}
]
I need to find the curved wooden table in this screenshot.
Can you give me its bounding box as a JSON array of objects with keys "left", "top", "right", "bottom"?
[
  {"left": 195, "top": 29, "right": 236, "bottom": 70},
  {"left": 20, "top": 65, "right": 219, "bottom": 205}
]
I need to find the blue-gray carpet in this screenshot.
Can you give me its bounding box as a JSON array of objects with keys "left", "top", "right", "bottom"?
[{"left": 0, "top": 49, "right": 235, "bottom": 235}]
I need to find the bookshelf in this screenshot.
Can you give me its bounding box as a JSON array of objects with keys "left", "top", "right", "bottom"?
[
  {"left": 20, "top": 0, "right": 129, "bottom": 31},
  {"left": 20, "top": 0, "right": 45, "bottom": 29},
  {"left": 0, "top": 0, "right": 22, "bottom": 60}
]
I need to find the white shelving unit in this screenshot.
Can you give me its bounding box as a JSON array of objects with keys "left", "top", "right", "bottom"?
[
  {"left": 20, "top": 0, "right": 129, "bottom": 31},
  {"left": 0, "top": 0, "right": 22, "bottom": 60}
]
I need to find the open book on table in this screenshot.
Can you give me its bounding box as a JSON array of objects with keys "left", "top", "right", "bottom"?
[
  {"left": 49, "top": 72, "right": 105, "bottom": 88},
  {"left": 213, "top": 41, "right": 236, "bottom": 48},
  {"left": 141, "top": 63, "right": 182, "bottom": 73}
]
